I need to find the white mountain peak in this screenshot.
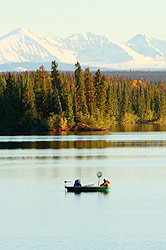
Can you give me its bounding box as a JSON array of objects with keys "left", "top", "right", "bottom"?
[
  {"left": 128, "top": 34, "right": 153, "bottom": 43},
  {"left": 126, "top": 34, "right": 166, "bottom": 60},
  {"left": 5, "top": 26, "right": 35, "bottom": 38},
  {"left": 0, "top": 28, "right": 166, "bottom": 70},
  {"left": 13, "top": 26, "right": 31, "bottom": 34}
]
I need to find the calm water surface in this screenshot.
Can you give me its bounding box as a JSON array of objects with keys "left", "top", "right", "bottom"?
[{"left": 0, "top": 124, "right": 166, "bottom": 250}]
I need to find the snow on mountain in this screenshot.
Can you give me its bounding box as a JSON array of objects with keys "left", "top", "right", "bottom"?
[
  {"left": 64, "top": 32, "right": 138, "bottom": 64},
  {"left": 0, "top": 27, "right": 55, "bottom": 63},
  {"left": 0, "top": 27, "right": 76, "bottom": 64},
  {"left": 63, "top": 32, "right": 157, "bottom": 70},
  {"left": 0, "top": 27, "right": 166, "bottom": 70},
  {"left": 126, "top": 34, "right": 166, "bottom": 60}
]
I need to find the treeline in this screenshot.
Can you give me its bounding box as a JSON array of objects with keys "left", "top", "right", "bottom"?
[
  {"left": 0, "top": 61, "right": 166, "bottom": 132},
  {"left": 103, "top": 71, "right": 166, "bottom": 84}
]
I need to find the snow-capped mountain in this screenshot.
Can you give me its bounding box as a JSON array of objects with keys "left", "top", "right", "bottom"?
[
  {"left": 0, "top": 27, "right": 166, "bottom": 71},
  {"left": 0, "top": 27, "right": 76, "bottom": 65},
  {"left": 64, "top": 32, "right": 155, "bottom": 69},
  {"left": 126, "top": 34, "right": 166, "bottom": 60},
  {"left": 64, "top": 32, "right": 134, "bottom": 64}
]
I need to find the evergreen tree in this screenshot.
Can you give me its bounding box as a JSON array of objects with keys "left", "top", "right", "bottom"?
[
  {"left": 159, "top": 87, "right": 166, "bottom": 119},
  {"left": 138, "top": 85, "right": 146, "bottom": 121},
  {"left": 122, "top": 82, "right": 132, "bottom": 115},
  {"left": 97, "top": 75, "right": 107, "bottom": 114},
  {"left": 112, "top": 83, "right": 120, "bottom": 121},
  {"left": 84, "top": 68, "right": 95, "bottom": 115},
  {"left": 4, "top": 73, "right": 21, "bottom": 129},
  {"left": 0, "top": 76, "right": 6, "bottom": 128},
  {"left": 51, "top": 61, "right": 63, "bottom": 114},
  {"left": 117, "top": 81, "right": 123, "bottom": 115},
  {"left": 62, "top": 78, "right": 74, "bottom": 125},
  {"left": 94, "top": 69, "right": 102, "bottom": 109},
  {"left": 131, "top": 85, "right": 138, "bottom": 114},
  {"left": 107, "top": 82, "right": 114, "bottom": 117},
  {"left": 23, "top": 76, "right": 37, "bottom": 121},
  {"left": 34, "top": 66, "right": 51, "bottom": 119},
  {"left": 74, "top": 62, "right": 88, "bottom": 118}
]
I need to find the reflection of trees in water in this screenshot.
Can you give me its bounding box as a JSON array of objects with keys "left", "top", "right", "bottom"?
[
  {"left": 1, "top": 140, "right": 166, "bottom": 149},
  {"left": 1, "top": 125, "right": 166, "bottom": 149},
  {"left": 110, "top": 123, "right": 166, "bottom": 132}
]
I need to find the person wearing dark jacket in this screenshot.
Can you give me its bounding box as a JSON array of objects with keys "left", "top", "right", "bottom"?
[
  {"left": 74, "top": 178, "right": 81, "bottom": 187},
  {"left": 100, "top": 178, "right": 110, "bottom": 188}
]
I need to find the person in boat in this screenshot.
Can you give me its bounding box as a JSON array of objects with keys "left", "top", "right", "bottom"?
[
  {"left": 100, "top": 178, "right": 110, "bottom": 188},
  {"left": 74, "top": 178, "right": 82, "bottom": 187}
]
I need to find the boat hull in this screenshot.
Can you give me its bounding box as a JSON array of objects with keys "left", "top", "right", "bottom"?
[{"left": 65, "top": 186, "right": 110, "bottom": 193}]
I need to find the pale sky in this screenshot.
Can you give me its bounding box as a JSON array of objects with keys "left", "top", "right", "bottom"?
[{"left": 1, "top": 0, "right": 166, "bottom": 42}]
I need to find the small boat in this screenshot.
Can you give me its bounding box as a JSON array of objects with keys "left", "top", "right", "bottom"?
[
  {"left": 65, "top": 185, "right": 110, "bottom": 193},
  {"left": 64, "top": 171, "right": 110, "bottom": 193}
]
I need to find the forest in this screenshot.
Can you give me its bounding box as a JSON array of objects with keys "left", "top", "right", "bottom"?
[{"left": 0, "top": 61, "right": 166, "bottom": 132}]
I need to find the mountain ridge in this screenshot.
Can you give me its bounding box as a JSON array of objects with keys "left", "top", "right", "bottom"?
[{"left": 0, "top": 27, "right": 166, "bottom": 71}]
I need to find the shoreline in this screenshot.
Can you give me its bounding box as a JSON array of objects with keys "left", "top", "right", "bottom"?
[{"left": 1, "top": 121, "right": 166, "bottom": 134}]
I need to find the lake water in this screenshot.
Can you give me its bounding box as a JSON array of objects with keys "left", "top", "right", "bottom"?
[{"left": 0, "top": 124, "right": 166, "bottom": 250}]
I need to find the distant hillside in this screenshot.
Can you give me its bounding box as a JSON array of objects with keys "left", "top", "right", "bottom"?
[{"left": 102, "top": 71, "right": 166, "bottom": 84}]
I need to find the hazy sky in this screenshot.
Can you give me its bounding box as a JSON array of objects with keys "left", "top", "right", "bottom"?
[{"left": 1, "top": 0, "right": 166, "bottom": 42}]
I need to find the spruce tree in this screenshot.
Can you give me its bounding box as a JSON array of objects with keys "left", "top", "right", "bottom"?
[
  {"left": 122, "top": 82, "right": 132, "bottom": 115},
  {"left": 51, "top": 61, "right": 63, "bottom": 114},
  {"left": 138, "top": 85, "right": 146, "bottom": 121},
  {"left": 4, "top": 73, "right": 21, "bottom": 129},
  {"left": 84, "top": 68, "right": 95, "bottom": 115},
  {"left": 94, "top": 69, "right": 102, "bottom": 109},
  {"left": 112, "top": 83, "right": 120, "bottom": 121},
  {"left": 98, "top": 75, "right": 107, "bottom": 114},
  {"left": 0, "top": 76, "right": 6, "bottom": 128},
  {"left": 107, "top": 82, "right": 114, "bottom": 117},
  {"left": 74, "top": 62, "right": 88, "bottom": 118},
  {"left": 62, "top": 78, "right": 74, "bottom": 126},
  {"left": 23, "top": 76, "right": 37, "bottom": 121}
]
